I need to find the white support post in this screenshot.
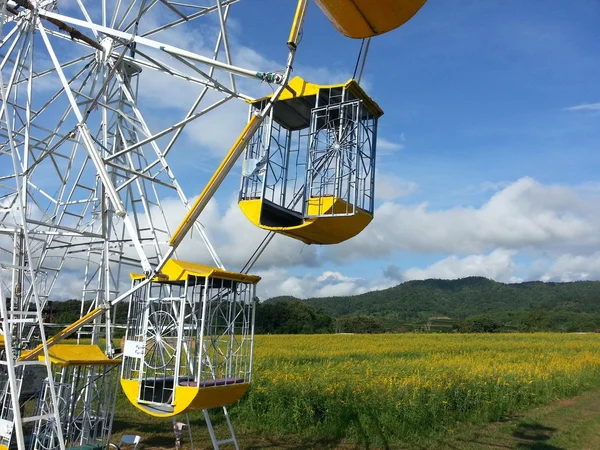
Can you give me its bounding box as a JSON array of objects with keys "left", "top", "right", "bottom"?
[
  {"left": 0, "top": 264, "right": 26, "bottom": 450},
  {"left": 37, "top": 20, "right": 153, "bottom": 274}
]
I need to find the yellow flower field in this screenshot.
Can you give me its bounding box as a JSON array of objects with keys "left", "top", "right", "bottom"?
[{"left": 230, "top": 333, "right": 600, "bottom": 446}]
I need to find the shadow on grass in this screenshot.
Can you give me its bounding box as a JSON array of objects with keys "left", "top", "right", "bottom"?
[
  {"left": 449, "top": 420, "right": 565, "bottom": 450},
  {"left": 512, "top": 422, "right": 564, "bottom": 450}
]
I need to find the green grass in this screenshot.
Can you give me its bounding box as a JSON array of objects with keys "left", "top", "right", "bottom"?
[
  {"left": 108, "top": 333, "right": 600, "bottom": 449},
  {"left": 111, "top": 387, "right": 600, "bottom": 450},
  {"left": 409, "top": 388, "right": 600, "bottom": 449}
]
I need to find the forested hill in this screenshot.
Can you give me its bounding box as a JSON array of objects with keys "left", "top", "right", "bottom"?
[
  {"left": 263, "top": 277, "right": 600, "bottom": 332},
  {"left": 290, "top": 277, "right": 600, "bottom": 319},
  {"left": 45, "top": 277, "right": 600, "bottom": 335}
]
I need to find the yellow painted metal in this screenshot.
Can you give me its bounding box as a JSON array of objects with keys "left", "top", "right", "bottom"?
[
  {"left": 314, "top": 0, "right": 428, "bottom": 39},
  {"left": 239, "top": 197, "right": 373, "bottom": 245},
  {"left": 37, "top": 344, "right": 120, "bottom": 367},
  {"left": 250, "top": 76, "right": 383, "bottom": 118},
  {"left": 288, "top": 0, "right": 309, "bottom": 47},
  {"left": 186, "top": 383, "right": 251, "bottom": 410},
  {"left": 130, "top": 259, "right": 261, "bottom": 284},
  {"left": 19, "top": 307, "right": 104, "bottom": 361},
  {"left": 120, "top": 379, "right": 251, "bottom": 418},
  {"left": 120, "top": 379, "right": 147, "bottom": 414},
  {"left": 168, "top": 115, "right": 262, "bottom": 248}
]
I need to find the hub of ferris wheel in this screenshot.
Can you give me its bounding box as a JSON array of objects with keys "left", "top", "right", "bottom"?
[{"left": 0, "top": 0, "right": 428, "bottom": 449}]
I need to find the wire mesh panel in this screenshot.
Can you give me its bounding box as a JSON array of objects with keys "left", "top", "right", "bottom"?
[
  {"left": 143, "top": 283, "right": 185, "bottom": 406},
  {"left": 122, "top": 281, "right": 186, "bottom": 410},
  {"left": 306, "top": 96, "right": 377, "bottom": 217},
  {"left": 197, "top": 277, "right": 256, "bottom": 387},
  {"left": 240, "top": 107, "right": 310, "bottom": 218},
  {"left": 121, "top": 280, "right": 148, "bottom": 383}
]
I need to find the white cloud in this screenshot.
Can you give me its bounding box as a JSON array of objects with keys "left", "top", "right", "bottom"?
[
  {"left": 565, "top": 103, "right": 600, "bottom": 111},
  {"left": 317, "top": 281, "right": 363, "bottom": 297},
  {"left": 375, "top": 172, "right": 417, "bottom": 201},
  {"left": 11, "top": 169, "right": 600, "bottom": 301},
  {"left": 255, "top": 267, "right": 394, "bottom": 299},
  {"left": 316, "top": 271, "right": 357, "bottom": 283},
  {"left": 403, "top": 249, "right": 518, "bottom": 282},
  {"left": 132, "top": 12, "right": 365, "bottom": 158},
  {"left": 181, "top": 98, "right": 248, "bottom": 156},
  {"left": 378, "top": 137, "right": 404, "bottom": 152},
  {"left": 472, "top": 180, "right": 512, "bottom": 194},
  {"left": 138, "top": 192, "right": 320, "bottom": 271},
  {"left": 329, "top": 177, "right": 600, "bottom": 261},
  {"left": 540, "top": 252, "right": 600, "bottom": 282},
  {"left": 136, "top": 176, "right": 600, "bottom": 284}
]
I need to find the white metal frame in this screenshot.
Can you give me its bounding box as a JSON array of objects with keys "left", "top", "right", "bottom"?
[{"left": 0, "top": 0, "right": 311, "bottom": 448}]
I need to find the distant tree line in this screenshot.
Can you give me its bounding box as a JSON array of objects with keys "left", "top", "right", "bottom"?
[
  {"left": 42, "top": 276, "right": 600, "bottom": 334},
  {"left": 253, "top": 300, "right": 387, "bottom": 334},
  {"left": 43, "top": 299, "right": 388, "bottom": 335}
]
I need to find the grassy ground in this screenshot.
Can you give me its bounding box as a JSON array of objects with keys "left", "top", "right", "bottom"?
[
  {"left": 113, "top": 388, "right": 600, "bottom": 449},
  {"left": 411, "top": 388, "right": 600, "bottom": 450},
  {"left": 109, "top": 333, "right": 600, "bottom": 449}
]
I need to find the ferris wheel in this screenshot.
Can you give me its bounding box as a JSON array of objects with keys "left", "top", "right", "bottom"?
[{"left": 0, "top": 0, "right": 429, "bottom": 449}]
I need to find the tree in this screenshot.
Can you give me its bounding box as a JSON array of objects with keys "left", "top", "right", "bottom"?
[
  {"left": 335, "top": 315, "right": 385, "bottom": 334},
  {"left": 467, "top": 315, "right": 504, "bottom": 333},
  {"left": 254, "top": 300, "right": 333, "bottom": 334}
]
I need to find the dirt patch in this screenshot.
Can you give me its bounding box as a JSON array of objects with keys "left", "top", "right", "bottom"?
[{"left": 554, "top": 397, "right": 579, "bottom": 408}]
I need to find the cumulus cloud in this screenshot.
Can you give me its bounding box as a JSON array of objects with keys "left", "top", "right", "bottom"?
[
  {"left": 10, "top": 170, "right": 600, "bottom": 300},
  {"left": 539, "top": 252, "right": 600, "bottom": 282},
  {"left": 135, "top": 175, "right": 600, "bottom": 298},
  {"left": 135, "top": 176, "right": 600, "bottom": 280},
  {"left": 131, "top": 8, "right": 365, "bottom": 158},
  {"left": 255, "top": 267, "right": 395, "bottom": 299},
  {"left": 403, "top": 249, "right": 518, "bottom": 283},
  {"left": 137, "top": 192, "right": 320, "bottom": 271},
  {"left": 383, "top": 264, "right": 403, "bottom": 282},
  {"left": 329, "top": 177, "right": 600, "bottom": 261},
  {"left": 375, "top": 172, "right": 418, "bottom": 201},
  {"left": 181, "top": 98, "right": 248, "bottom": 156}
]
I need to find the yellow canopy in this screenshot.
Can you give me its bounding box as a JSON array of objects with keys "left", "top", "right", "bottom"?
[
  {"left": 314, "top": 0, "right": 428, "bottom": 39},
  {"left": 130, "top": 259, "right": 261, "bottom": 284},
  {"left": 249, "top": 76, "right": 383, "bottom": 122},
  {"left": 37, "top": 344, "right": 120, "bottom": 367}
]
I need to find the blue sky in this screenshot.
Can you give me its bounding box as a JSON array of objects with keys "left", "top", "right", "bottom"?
[
  {"left": 146, "top": 0, "right": 600, "bottom": 298},
  {"left": 7, "top": 0, "right": 600, "bottom": 299}
]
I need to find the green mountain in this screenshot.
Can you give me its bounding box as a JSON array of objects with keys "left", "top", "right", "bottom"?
[{"left": 265, "top": 277, "right": 600, "bottom": 332}]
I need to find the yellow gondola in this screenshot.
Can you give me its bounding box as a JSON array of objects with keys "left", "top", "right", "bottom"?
[
  {"left": 314, "top": 0, "right": 428, "bottom": 39},
  {"left": 120, "top": 260, "right": 259, "bottom": 418},
  {"left": 239, "top": 76, "right": 383, "bottom": 245}
]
